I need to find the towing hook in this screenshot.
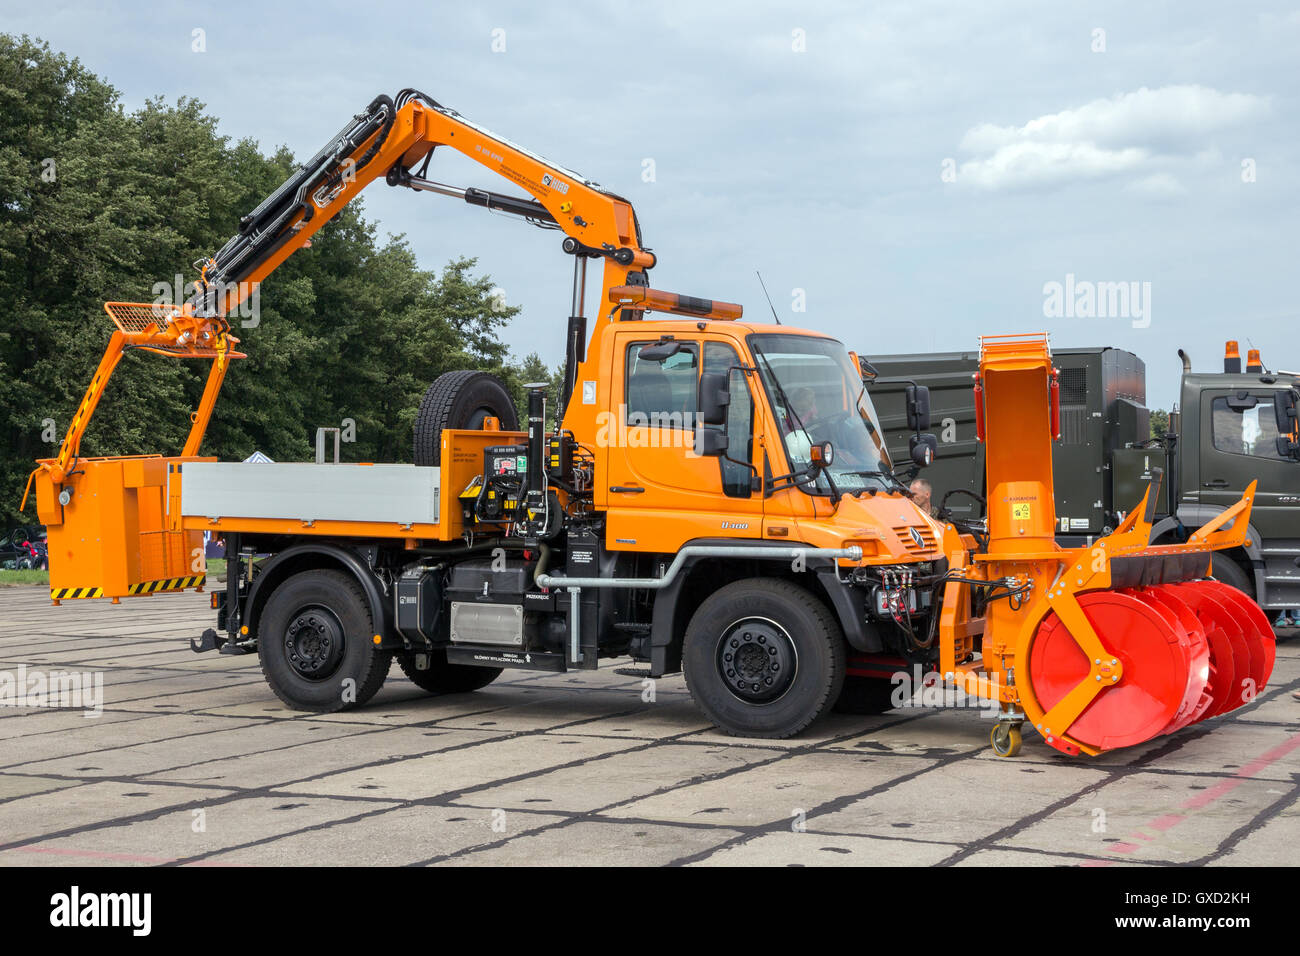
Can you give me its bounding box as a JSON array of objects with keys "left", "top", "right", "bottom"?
[{"left": 191, "top": 628, "right": 226, "bottom": 654}]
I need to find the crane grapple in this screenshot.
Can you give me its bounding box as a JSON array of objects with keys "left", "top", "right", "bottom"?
[{"left": 939, "top": 334, "right": 1275, "bottom": 756}]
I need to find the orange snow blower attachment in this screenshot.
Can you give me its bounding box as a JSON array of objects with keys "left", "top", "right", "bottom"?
[
  {"left": 939, "top": 334, "right": 1274, "bottom": 757},
  {"left": 25, "top": 302, "right": 245, "bottom": 603}
]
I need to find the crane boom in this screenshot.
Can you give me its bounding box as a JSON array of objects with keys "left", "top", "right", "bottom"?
[
  {"left": 194, "top": 89, "right": 656, "bottom": 322},
  {"left": 36, "top": 89, "right": 739, "bottom": 489}
]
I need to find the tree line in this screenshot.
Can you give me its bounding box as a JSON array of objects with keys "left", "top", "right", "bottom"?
[{"left": 0, "top": 35, "right": 560, "bottom": 527}]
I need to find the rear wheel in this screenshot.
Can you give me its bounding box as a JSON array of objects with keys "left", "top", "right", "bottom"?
[
  {"left": 683, "top": 578, "right": 845, "bottom": 738},
  {"left": 413, "top": 370, "right": 519, "bottom": 466},
  {"left": 258, "top": 570, "right": 391, "bottom": 712},
  {"left": 396, "top": 650, "right": 502, "bottom": 693}
]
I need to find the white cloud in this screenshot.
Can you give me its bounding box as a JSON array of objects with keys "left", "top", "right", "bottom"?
[
  {"left": 1125, "top": 173, "right": 1188, "bottom": 198},
  {"left": 957, "top": 85, "right": 1269, "bottom": 191},
  {"left": 960, "top": 142, "right": 1150, "bottom": 190}
]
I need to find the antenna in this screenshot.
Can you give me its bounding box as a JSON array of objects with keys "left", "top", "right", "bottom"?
[
  {"left": 756, "top": 271, "right": 781, "bottom": 325},
  {"left": 1246, "top": 337, "right": 1271, "bottom": 373}
]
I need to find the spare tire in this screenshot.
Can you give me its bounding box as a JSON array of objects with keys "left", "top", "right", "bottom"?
[{"left": 413, "top": 370, "right": 519, "bottom": 466}]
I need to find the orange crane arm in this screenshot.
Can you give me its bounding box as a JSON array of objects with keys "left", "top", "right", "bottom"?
[
  {"left": 193, "top": 89, "right": 671, "bottom": 379},
  {"left": 42, "top": 89, "right": 738, "bottom": 489}
]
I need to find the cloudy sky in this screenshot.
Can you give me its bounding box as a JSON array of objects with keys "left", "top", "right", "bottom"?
[{"left": 7, "top": 0, "right": 1298, "bottom": 405}]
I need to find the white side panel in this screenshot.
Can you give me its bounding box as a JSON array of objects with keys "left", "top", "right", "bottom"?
[{"left": 181, "top": 462, "right": 440, "bottom": 525}]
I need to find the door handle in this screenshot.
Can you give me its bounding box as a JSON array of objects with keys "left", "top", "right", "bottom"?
[
  {"left": 1202, "top": 479, "right": 1230, "bottom": 488},
  {"left": 609, "top": 485, "right": 645, "bottom": 494}
]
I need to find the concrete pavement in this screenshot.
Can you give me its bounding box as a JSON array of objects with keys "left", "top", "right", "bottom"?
[{"left": 0, "top": 585, "right": 1295, "bottom": 866}]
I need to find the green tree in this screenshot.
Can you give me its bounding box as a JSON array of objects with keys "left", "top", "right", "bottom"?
[
  {"left": 501, "top": 352, "right": 565, "bottom": 425},
  {"left": 0, "top": 35, "right": 528, "bottom": 525},
  {"left": 1150, "top": 409, "right": 1169, "bottom": 440}
]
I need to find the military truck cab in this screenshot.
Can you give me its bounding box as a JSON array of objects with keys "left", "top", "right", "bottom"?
[{"left": 1174, "top": 349, "right": 1300, "bottom": 609}]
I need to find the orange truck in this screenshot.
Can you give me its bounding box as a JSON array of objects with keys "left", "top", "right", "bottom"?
[{"left": 28, "top": 90, "right": 1275, "bottom": 756}]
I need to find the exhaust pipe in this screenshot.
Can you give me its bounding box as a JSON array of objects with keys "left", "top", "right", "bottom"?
[{"left": 1178, "top": 349, "right": 1191, "bottom": 374}]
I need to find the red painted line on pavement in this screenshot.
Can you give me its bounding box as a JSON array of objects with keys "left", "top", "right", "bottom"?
[
  {"left": 1082, "top": 730, "right": 1300, "bottom": 867},
  {"left": 14, "top": 844, "right": 246, "bottom": 866}
]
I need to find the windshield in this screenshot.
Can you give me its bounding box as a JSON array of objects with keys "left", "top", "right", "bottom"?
[{"left": 749, "top": 333, "right": 894, "bottom": 495}]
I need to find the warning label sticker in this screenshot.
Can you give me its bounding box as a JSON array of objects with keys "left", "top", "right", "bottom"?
[{"left": 1012, "top": 503, "right": 1032, "bottom": 521}]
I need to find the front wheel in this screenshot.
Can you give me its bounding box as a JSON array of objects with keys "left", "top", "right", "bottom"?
[
  {"left": 683, "top": 578, "right": 846, "bottom": 738},
  {"left": 258, "top": 570, "right": 392, "bottom": 712},
  {"left": 396, "top": 650, "right": 501, "bottom": 693},
  {"left": 1209, "top": 554, "right": 1254, "bottom": 599}
]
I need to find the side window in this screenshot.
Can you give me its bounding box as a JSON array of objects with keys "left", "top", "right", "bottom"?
[
  {"left": 625, "top": 342, "right": 698, "bottom": 428},
  {"left": 1211, "top": 396, "right": 1285, "bottom": 460},
  {"left": 704, "top": 342, "right": 754, "bottom": 497}
]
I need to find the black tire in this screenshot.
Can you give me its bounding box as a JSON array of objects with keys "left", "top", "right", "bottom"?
[
  {"left": 413, "top": 370, "right": 519, "bottom": 466},
  {"left": 834, "top": 676, "right": 899, "bottom": 715},
  {"left": 396, "top": 650, "right": 502, "bottom": 693},
  {"left": 258, "top": 570, "right": 392, "bottom": 712},
  {"left": 683, "top": 578, "right": 846, "bottom": 738},
  {"left": 1210, "top": 554, "right": 1255, "bottom": 599}
]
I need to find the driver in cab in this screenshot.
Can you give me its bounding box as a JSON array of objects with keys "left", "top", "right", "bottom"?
[{"left": 781, "top": 387, "right": 819, "bottom": 463}]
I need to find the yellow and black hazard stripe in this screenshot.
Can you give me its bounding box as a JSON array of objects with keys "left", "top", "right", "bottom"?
[
  {"left": 50, "top": 586, "right": 105, "bottom": 600},
  {"left": 51, "top": 575, "right": 206, "bottom": 601},
  {"left": 127, "top": 574, "right": 206, "bottom": 595}
]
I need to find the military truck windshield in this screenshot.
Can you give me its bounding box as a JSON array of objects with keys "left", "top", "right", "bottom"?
[{"left": 749, "top": 334, "right": 893, "bottom": 495}]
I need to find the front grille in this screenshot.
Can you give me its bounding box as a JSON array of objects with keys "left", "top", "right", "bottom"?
[{"left": 893, "top": 524, "right": 939, "bottom": 556}]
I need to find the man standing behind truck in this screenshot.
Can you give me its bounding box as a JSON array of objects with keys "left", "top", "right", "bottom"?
[{"left": 909, "top": 478, "right": 937, "bottom": 517}]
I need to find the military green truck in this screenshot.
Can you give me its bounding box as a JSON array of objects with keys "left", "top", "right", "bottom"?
[{"left": 868, "top": 342, "right": 1300, "bottom": 613}]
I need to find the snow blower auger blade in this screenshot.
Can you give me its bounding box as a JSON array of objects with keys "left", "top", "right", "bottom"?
[
  {"left": 1194, "top": 578, "right": 1276, "bottom": 705},
  {"left": 935, "top": 334, "right": 1269, "bottom": 757},
  {"left": 1166, "top": 582, "right": 1252, "bottom": 719}
]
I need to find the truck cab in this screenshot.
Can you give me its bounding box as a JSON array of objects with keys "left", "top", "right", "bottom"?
[{"left": 1176, "top": 367, "right": 1300, "bottom": 608}]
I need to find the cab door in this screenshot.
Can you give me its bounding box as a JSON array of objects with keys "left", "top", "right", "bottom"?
[
  {"left": 1199, "top": 388, "right": 1300, "bottom": 539},
  {"left": 604, "top": 333, "right": 763, "bottom": 551}
]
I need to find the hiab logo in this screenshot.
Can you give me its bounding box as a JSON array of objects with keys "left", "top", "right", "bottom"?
[{"left": 540, "top": 173, "right": 570, "bottom": 194}]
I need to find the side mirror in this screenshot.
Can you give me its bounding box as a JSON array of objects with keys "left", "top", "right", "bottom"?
[
  {"left": 697, "top": 371, "right": 730, "bottom": 426},
  {"left": 1274, "top": 388, "right": 1298, "bottom": 435},
  {"left": 906, "top": 385, "right": 932, "bottom": 431},
  {"left": 637, "top": 338, "right": 682, "bottom": 363},
  {"left": 849, "top": 351, "right": 878, "bottom": 383},
  {"left": 694, "top": 427, "right": 728, "bottom": 458},
  {"left": 910, "top": 433, "right": 938, "bottom": 467},
  {"left": 1278, "top": 436, "right": 1300, "bottom": 460}
]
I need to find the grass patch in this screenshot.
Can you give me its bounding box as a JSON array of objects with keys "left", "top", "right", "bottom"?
[
  {"left": 0, "top": 558, "right": 226, "bottom": 589},
  {"left": 0, "top": 569, "right": 49, "bottom": 587}
]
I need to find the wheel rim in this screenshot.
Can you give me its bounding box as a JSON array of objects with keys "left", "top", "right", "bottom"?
[
  {"left": 464, "top": 406, "right": 496, "bottom": 429},
  {"left": 715, "top": 616, "right": 798, "bottom": 704},
  {"left": 283, "top": 604, "right": 346, "bottom": 681}
]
